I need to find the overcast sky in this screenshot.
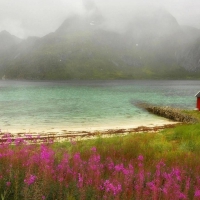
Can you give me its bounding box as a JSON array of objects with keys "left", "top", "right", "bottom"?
[{"left": 0, "top": 0, "right": 199, "bottom": 38}]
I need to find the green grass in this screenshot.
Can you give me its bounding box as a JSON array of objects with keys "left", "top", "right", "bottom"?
[
  {"left": 1, "top": 110, "right": 200, "bottom": 199},
  {"left": 52, "top": 110, "right": 200, "bottom": 166},
  {"left": 183, "top": 110, "right": 200, "bottom": 121}
]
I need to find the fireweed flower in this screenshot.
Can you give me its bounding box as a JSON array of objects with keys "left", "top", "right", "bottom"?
[
  {"left": 91, "top": 146, "right": 97, "bottom": 152},
  {"left": 40, "top": 145, "right": 54, "bottom": 165},
  {"left": 108, "top": 162, "right": 114, "bottom": 170},
  {"left": 179, "top": 192, "right": 187, "bottom": 199},
  {"left": 78, "top": 173, "right": 84, "bottom": 188},
  {"left": 114, "top": 163, "right": 124, "bottom": 172},
  {"left": 24, "top": 174, "right": 37, "bottom": 186},
  {"left": 73, "top": 152, "right": 81, "bottom": 161},
  {"left": 2, "top": 133, "right": 12, "bottom": 138},
  {"left": 138, "top": 155, "right": 144, "bottom": 161},
  {"left": 6, "top": 182, "right": 11, "bottom": 187},
  {"left": 103, "top": 180, "right": 122, "bottom": 195},
  {"left": 195, "top": 190, "right": 200, "bottom": 197},
  {"left": 14, "top": 138, "right": 25, "bottom": 145},
  {"left": 106, "top": 158, "right": 114, "bottom": 170}
]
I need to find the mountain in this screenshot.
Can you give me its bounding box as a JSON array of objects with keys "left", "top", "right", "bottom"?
[
  {"left": 0, "top": 31, "right": 23, "bottom": 77},
  {"left": 0, "top": 9, "right": 200, "bottom": 80},
  {"left": 176, "top": 26, "right": 200, "bottom": 72},
  {"left": 0, "top": 30, "right": 22, "bottom": 52}
]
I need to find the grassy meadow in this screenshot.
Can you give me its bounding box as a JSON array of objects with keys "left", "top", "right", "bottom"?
[{"left": 1, "top": 111, "right": 200, "bottom": 199}]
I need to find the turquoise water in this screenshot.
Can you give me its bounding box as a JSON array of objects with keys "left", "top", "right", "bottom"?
[{"left": 0, "top": 80, "right": 199, "bottom": 132}]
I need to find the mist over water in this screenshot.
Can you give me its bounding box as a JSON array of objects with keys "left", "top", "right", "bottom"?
[{"left": 0, "top": 80, "right": 198, "bottom": 132}]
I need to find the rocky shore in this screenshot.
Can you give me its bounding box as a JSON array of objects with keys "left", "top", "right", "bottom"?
[{"left": 136, "top": 102, "right": 198, "bottom": 124}]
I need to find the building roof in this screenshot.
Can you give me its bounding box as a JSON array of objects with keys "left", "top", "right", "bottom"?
[{"left": 195, "top": 91, "right": 200, "bottom": 97}]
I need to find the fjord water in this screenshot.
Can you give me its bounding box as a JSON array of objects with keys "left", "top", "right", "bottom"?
[{"left": 0, "top": 80, "right": 199, "bottom": 133}]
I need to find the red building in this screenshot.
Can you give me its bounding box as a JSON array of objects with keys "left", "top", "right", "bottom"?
[{"left": 195, "top": 91, "right": 200, "bottom": 110}]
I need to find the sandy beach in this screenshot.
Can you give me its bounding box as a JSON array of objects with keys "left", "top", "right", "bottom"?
[
  {"left": 0, "top": 118, "right": 179, "bottom": 143},
  {"left": 0, "top": 118, "right": 177, "bottom": 135}
]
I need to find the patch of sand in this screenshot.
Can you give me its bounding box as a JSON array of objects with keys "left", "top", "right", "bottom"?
[
  {"left": 0, "top": 120, "right": 179, "bottom": 143},
  {"left": 1, "top": 119, "right": 177, "bottom": 135}
]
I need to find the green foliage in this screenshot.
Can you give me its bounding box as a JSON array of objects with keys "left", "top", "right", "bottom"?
[
  {"left": 54, "top": 123, "right": 200, "bottom": 168},
  {"left": 164, "top": 123, "right": 200, "bottom": 153},
  {"left": 1, "top": 28, "right": 199, "bottom": 80},
  {"left": 166, "top": 124, "right": 200, "bottom": 141},
  {"left": 2, "top": 114, "right": 200, "bottom": 199}
]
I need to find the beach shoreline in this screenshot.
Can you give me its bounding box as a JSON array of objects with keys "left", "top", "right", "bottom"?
[
  {"left": 0, "top": 120, "right": 179, "bottom": 142},
  {"left": 1, "top": 119, "right": 177, "bottom": 135}
]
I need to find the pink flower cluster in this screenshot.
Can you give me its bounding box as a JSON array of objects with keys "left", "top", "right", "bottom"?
[
  {"left": 0, "top": 134, "right": 200, "bottom": 199},
  {"left": 24, "top": 174, "right": 37, "bottom": 186}
]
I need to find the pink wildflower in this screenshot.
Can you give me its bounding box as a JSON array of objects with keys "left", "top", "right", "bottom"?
[
  {"left": 179, "top": 193, "right": 186, "bottom": 199},
  {"left": 104, "top": 180, "right": 122, "bottom": 195},
  {"left": 24, "top": 174, "right": 37, "bottom": 186},
  {"left": 91, "top": 146, "right": 97, "bottom": 152},
  {"left": 14, "top": 138, "right": 24, "bottom": 145},
  {"left": 195, "top": 190, "right": 200, "bottom": 197},
  {"left": 6, "top": 182, "right": 11, "bottom": 187},
  {"left": 78, "top": 173, "right": 84, "bottom": 188},
  {"left": 114, "top": 163, "right": 124, "bottom": 172},
  {"left": 138, "top": 155, "right": 144, "bottom": 161}
]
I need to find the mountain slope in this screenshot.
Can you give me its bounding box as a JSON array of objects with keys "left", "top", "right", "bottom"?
[
  {"left": 0, "top": 9, "right": 200, "bottom": 80},
  {"left": 0, "top": 30, "right": 22, "bottom": 52}
]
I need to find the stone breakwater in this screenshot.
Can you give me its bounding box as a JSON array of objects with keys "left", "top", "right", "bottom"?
[{"left": 136, "top": 102, "right": 198, "bottom": 124}]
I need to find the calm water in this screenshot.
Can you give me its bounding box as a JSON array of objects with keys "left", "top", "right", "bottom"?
[{"left": 0, "top": 80, "right": 199, "bottom": 132}]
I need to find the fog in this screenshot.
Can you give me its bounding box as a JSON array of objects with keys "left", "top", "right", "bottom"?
[{"left": 0, "top": 0, "right": 199, "bottom": 38}]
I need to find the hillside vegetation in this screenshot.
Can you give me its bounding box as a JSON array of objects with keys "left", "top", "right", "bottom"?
[{"left": 0, "top": 9, "right": 200, "bottom": 80}]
